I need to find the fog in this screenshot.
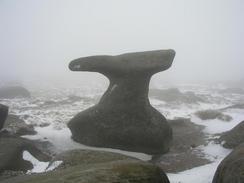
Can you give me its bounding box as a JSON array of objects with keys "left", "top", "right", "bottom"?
[{"left": 0, "top": 0, "right": 243, "bottom": 87}]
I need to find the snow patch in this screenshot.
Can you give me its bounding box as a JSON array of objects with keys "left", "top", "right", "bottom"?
[
  {"left": 23, "top": 125, "right": 152, "bottom": 161},
  {"left": 22, "top": 151, "right": 62, "bottom": 174},
  {"left": 191, "top": 111, "right": 244, "bottom": 134}
]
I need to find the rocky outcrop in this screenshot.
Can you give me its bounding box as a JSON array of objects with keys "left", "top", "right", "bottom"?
[
  {"left": 0, "top": 104, "right": 8, "bottom": 130},
  {"left": 0, "top": 134, "right": 51, "bottom": 174},
  {"left": 4, "top": 114, "right": 36, "bottom": 136},
  {"left": 0, "top": 86, "right": 30, "bottom": 99},
  {"left": 68, "top": 50, "right": 176, "bottom": 154},
  {"left": 195, "top": 109, "right": 232, "bottom": 122},
  {"left": 212, "top": 144, "right": 244, "bottom": 183},
  {"left": 149, "top": 88, "right": 204, "bottom": 104},
  {"left": 2, "top": 149, "right": 170, "bottom": 183},
  {"left": 219, "top": 121, "right": 244, "bottom": 148}
]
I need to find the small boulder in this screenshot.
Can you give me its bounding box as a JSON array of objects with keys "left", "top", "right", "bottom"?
[
  {"left": 212, "top": 144, "right": 244, "bottom": 183},
  {"left": 0, "top": 86, "right": 30, "bottom": 99},
  {"left": 195, "top": 109, "right": 232, "bottom": 122},
  {"left": 219, "top": 121, "right": 244, "bottom": 148},
  {"left": 0, "top": 104, "right": 8, "bottom": 130}
]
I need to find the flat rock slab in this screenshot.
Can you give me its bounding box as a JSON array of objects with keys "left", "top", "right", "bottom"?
[
  {"left": 2, "top": 149, "right": 170, "bottom": 183},
  {"left": 151, "top": 118, "right": 210, "bottom": 172}
]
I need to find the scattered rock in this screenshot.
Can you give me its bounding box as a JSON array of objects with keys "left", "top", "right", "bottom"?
[
  {"left": 4, "top": 114, "right": 36, "bottom": 136},
  {"left": 149, "top": 88, "right": 204, "bottom": 104},
  {"left": 2, "top": 149, "right": 170, "bottom": 183},
  {"left": 151, "top": 118, "right": 210, "bottom": 172},
  {"left": 221, "top": 103, "right": 244, "bottom": 110},
  {"left": 220, "top": 87, "right": 244, "bottom": 95},
  {"left": 68, "top": 50, "right": 176, "bottom": 154},
  {"left": 0, "top": 86, "right": 31, "bottom": 99},
  {"left": 67, "top": 95, "right": 83, "bottom": 102},
  {"left": 212, "top": 144, "right": 244, "bottom": 183},
  {"left": 67, "top": 95, "right": 98, "bottom": 104},
  {"left": 41, "top": 95, "right": 95, "bottom": 107},
  {"left": 195, "top": 109, "right": 232, "bottom": 122},
  {"left": 0, "top": 104, "right": 8, "bottom": 130},
  {"left": 219, "top": 121, "right": 244, "bottom": 148}
]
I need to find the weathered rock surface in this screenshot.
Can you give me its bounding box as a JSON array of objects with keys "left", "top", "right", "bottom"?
[
  {"left": 151, "top": 118, "right": 209, "bottom": 172},
  {"left": 219, "top": 121, "right": 244, "bottom": 148},
  {"left": 212, "top": 143, "right": 244, "bottom": 183},
  {"left": 4, "top": 114, "right": 36, "bottom": 136},
  {"left": 195, "top": 109, "right": 232, "bottom": 122},
  {"left": 2, "top": 149, "right": 170, "bottom": 183},
  {"left": 0, "top": 104, "right": 8, "bottom": 130},
  {"left": 0, "top": 134, "right": 51, "bottom": 175},
  {"left": 149, "top": 88, "right": 204, "bottom": 104},
  {"left": 68, "top": 50, "right": 175, "bottom": 154},
  {"left": 0, "top": 86, "right": 31, "bottom": 99}
]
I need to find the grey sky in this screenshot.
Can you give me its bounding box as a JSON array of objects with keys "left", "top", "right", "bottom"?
[{"left": 0, "top": 0, "right": 243, "bottom": 85}]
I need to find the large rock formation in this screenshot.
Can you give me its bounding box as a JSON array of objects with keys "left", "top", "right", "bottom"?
[
  {"left": 68, "top": 49, "right": 176, "bottom": 154},
  {"left": 0, "top": 104, "right": 8, "bottom": 130},
  {"left": 1, "top": 149, "right": 170, "bottom": 183},
  {"left": 212, "top": 143, "right": 244, "bottom": 183}
]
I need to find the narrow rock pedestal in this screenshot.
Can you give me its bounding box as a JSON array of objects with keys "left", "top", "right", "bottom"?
[{"left": 68, "top": 49, "right": 176, "bottom": 154}]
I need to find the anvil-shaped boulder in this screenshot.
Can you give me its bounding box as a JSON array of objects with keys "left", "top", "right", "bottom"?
[{"left": 68, "top": 49, "right": 176, "bottom": 154}]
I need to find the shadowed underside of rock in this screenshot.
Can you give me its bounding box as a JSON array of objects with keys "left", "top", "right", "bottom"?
[{"left": 68, "top": 49, "right": 176, "bottom": 154}]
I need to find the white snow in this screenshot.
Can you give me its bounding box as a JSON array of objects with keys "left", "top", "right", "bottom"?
[
  {"left": 46, "top": 161, "right": 63, "bottom": 171},
  {"left": 168, "top": 141, "right": 232, "bottom": 183},
  {"left": 167, "top": 103, "right": 243, "bottom": 183},
  {"left": 168, "top": 162, "right": 219, "bottom": 183},
  {"left": 190, "top": 110, "right": 244, "bottom": 134},
  {"left": 22, "top": 151, "right": 62, "bottom": 174}
]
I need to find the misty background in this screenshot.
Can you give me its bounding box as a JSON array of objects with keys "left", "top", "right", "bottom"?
[{"left": 0, "top": 0, "right": 243, "bottom": 88}]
